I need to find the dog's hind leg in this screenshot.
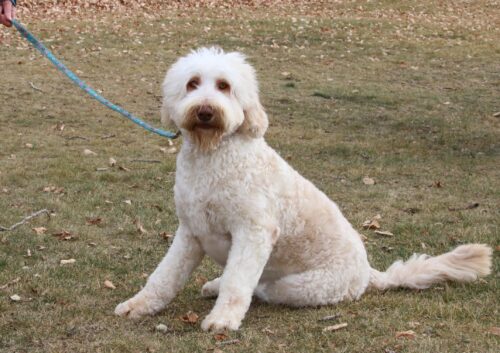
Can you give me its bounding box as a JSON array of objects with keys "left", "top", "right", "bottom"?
[
  {"left": 255, "top": 268, "right": 369, "bottom": 307},
  {"left": 201, "top": 277, "right": 221, "bottom": 298}
]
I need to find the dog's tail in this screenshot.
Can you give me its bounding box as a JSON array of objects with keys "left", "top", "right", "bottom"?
[{"left": 368, "top": 244, "right": 492, "bottom": 290}]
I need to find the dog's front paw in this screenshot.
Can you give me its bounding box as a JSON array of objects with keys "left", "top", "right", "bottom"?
[
  {"left": 201, "top": 277, "right": 220, "bottom": 298},
  {"left": 201, "top": 312, "right": 242, "bottom": 332},
  {"left": 115, "top": 294, "right": 164, "bottom": 320}
]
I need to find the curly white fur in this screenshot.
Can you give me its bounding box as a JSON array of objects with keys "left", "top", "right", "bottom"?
[{"left": 115, "top": 47, "right": 492, "bottom": 332}]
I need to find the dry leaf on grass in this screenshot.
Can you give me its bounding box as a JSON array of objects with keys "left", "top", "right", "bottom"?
[
  {"left": 10, "top": 294, "right": 21, "bottom": 302},
  {"left": 134, "top": 219, "right": 148, "bottom": 235},
  {"left": 123, "top": 200, "right": 132, "bottom": 205},
  {"left": 362, "top": 176, "right": 375, "bottom": 185},
  {"left": 322, "top": 323, "right": 348, "bottom": 332},
  {"left": 43, "top": 186, "right": 65, "bottom": 194},
  {"left": 374, "top": 230, "right": 394, "bottom": 237},
  {"left": 160, "top": 147, "right": 177, "bottom": 154},
  {"left": 159, "top": 231, "right": 173, "bottom": 240},
  {"left": 32, "top": 227, "right": 47, "bottom": 235},
  {"left": 155, "top": 323, "right": 169, "bottom": 333},
  {"left": 83, "top": 149, "right": 97, "bottom": 156},
  {"left": 179, "top": 311, "right": 199, "bottom": 324},
  {"left": 104, "top": 280, "right": 116, "bottom": 290},
  {"left": 52, "top": 230, "right": 75, "bottom": 241},
  {"left": 488, "top": 327, "right": 500, "bottom": 336},
  {"left": 395, "top": 330, "right": 416, "bottom": 339},
  {"left": 362, "top": 214, "right": 381, "bottom": 230},
  {"left": 214, "top": 332, "right": 229, "bottom": 341},
  {"left": 60, "top": 259, "right": 76, "bottom": 265},
  {"left": 86, "top": 217, "right": 102, "bottom": 225}
]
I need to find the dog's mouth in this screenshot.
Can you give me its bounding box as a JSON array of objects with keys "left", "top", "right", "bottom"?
[
  {"left": 181, "top": 105, "right": 227, "bottom": 151},
  {"left": 194, "top": 122, "right": 218, "bottom": 130}
]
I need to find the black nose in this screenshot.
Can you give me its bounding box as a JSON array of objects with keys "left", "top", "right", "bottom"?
[{"left": 197, "top": 106, "right": 214, "bottom": 122}]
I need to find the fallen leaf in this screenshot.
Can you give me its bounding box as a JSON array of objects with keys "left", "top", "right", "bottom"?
[
  {"left": 60, "top": 259, "right": 76, "bottom": 265},
  {"left": 123, "top": 200, "right": 132, "bottom": 205},
  {"left": 104, "top": 280, "right": 116, "bottom": 290},
  {"left": 10, "top": 294, "right": 21, "bottom": 302},
  {"left": 179, "top": 311, "right": 199, "bottom": 324},
  {"left": 159, "top": 231, "right": 173, "bottom": 240},
  {"left": 488, "top": 327, "right": 500, "bottom": 336},
  {"left": 134, "top": 219, "right": 148, "bottom": 235},
  {"left": 52, "top": 230, "right": 75, "bottom": 241},
  {"left": 362, "top": 176, "right": 375, "bottom": 185},
  {"left": 32, "top": 227, "right": 47, "bottom": 235},
  {"left": 374, "top": 230, "right": 394, "bottom": 237},
  {"left": 395, "top": 330, "right": 416, "bottom": 339},
  {"left": 43, "top": 186, "right": 64, "bottom": 194},
  {"left": 160, "top": 147, "right": 177, "bottom": 154},
  {"left": 155, "top": 323, "right": 169, "bottom": 333},
  {"left": 86, "top": 217, "right": 102, "bottom": 225},
  {"left": 83, "top": 149, "right": 97, "bottom": 156},
  {"left": 214, "top": 332, "right": 229, "bottom": 341},
  {"left": 323, "top": 322, "right": 348, "bottom": 332},
  {"left": 362, "top": 215, "right": 381, "bottom": 230}
]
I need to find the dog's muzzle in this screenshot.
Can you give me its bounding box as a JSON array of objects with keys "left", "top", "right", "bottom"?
[{"left": 197, "top": 105, "right": 214, "bottom": 123}]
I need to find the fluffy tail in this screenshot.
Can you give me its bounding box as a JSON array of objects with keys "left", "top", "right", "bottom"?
[{"left": 369, "top": 244, "right": 492, "bottom": 290}]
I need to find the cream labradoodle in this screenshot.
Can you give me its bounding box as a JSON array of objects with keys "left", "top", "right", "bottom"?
[{"left": 115, "top": 47, "right": 492, "bottom": 331}]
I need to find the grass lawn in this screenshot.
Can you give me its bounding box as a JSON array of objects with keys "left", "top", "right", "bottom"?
[{"left": 0, "top": 1, "right": 498, "bottom": 352}]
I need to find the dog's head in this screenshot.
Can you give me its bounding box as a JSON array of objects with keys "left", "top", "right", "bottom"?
[{"left": 161, "top": 47, "right": 268, "bottom": 151}]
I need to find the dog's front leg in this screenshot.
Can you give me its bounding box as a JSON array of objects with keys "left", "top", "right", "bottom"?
[
  {"left": 201, "top": 226, "right": 275, "bottom": 331},
  {"left": 115, "top": 224, "right": 204, "bottom": 319}
]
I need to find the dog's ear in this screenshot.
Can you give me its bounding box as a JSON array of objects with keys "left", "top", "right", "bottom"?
[{"left": 238, "top": 100, "right": 268, "bottom": 138}]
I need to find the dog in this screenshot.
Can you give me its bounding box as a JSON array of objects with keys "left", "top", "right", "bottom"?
[{"left": 115, "top": 47, "right": 492, "bottom": 332}]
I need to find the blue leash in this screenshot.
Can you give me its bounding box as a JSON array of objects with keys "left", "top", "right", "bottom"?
[{"left": 11, "top": 19, "right": 179, "bottom": 140}]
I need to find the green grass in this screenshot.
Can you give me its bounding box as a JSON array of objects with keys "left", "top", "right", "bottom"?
[{"left": 1, "top": 2, "right": 499, "bottom": 352}]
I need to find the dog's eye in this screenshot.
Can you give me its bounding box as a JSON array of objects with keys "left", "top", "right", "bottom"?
[
  {"left": 186, "top": 77, "right": 200, "bottom": 91},
  {"left": 216, "top": 80, "right": 230, "bottom": 92}
]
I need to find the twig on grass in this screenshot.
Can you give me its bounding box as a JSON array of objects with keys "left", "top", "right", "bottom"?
[
  {"left": 216, "top": 339, "right": 240, "bottom": 346},
  {"left": 65, "top": 136, "right": 90, "bottom": 141},
  {"left": 130, "top": 159, "right": 162, "bottom": 164},
  {"left": 29, "top": 81, "right": 44, "bottom": 92},
  {"left": 101, "top": 134, "right": 116, "bottom": 139},
  {"left": 0, "top": 209, "right": 51, "bottom": 232},
  {"left": 448, "top": 202, "right": 479, "bottom": 211}
]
